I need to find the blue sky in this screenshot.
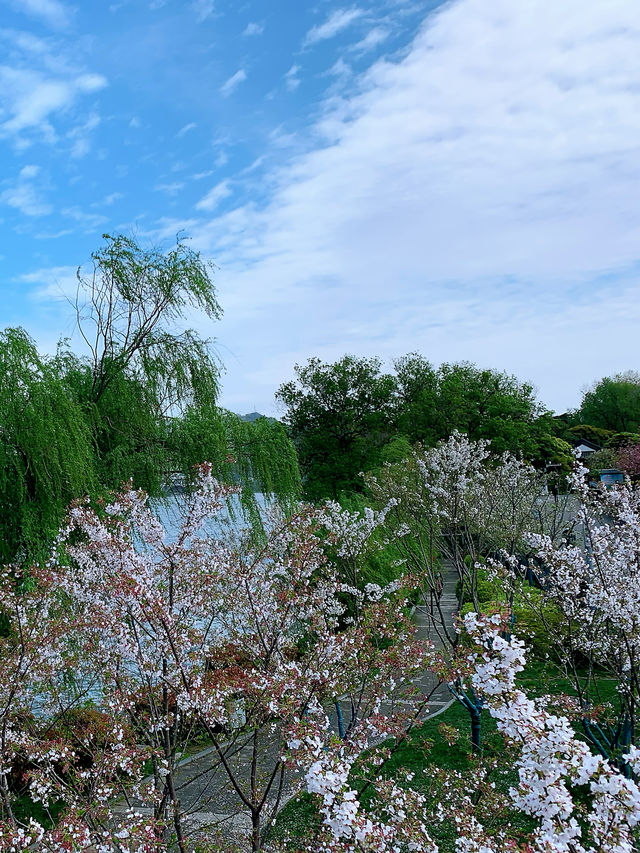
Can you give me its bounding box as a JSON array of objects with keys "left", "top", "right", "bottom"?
[{"left": 1, "top": 0, "right": 640, "bottom": 415}]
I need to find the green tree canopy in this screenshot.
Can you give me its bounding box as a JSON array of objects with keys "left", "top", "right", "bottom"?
[
  {"left": 576, "top": 372, "right": 640, "bottom": 433},
  {"left": 566, "top": 424, "right": 613, "bottom": 447},
  {"left": 395, "top": 355, "right": 549, "bottom": 462},
  {"left": 278, "top": 352, "right": 563, "bottom": 501},
  {"left": 605, "top": 431, "right": 640, "bottom": 450},
  {"left": 276, "top": 355, "right": 397, "bottom": 500}
]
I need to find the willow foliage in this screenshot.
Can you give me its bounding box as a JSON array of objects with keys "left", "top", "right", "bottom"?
[
  {"left": 168, "top": 406, "right": 301, "bottom": 522},
  {"left": 71, "top": 234, "right": 301, "bottom": 508},
  {"left": 76, "top": 233, "right": 222, "bottom": 407},
  {"left": 0, "top": 329, "right": 96, "bottom": 564},
  {"left": 0, "top": 236, "right": 302, "bottom": 564}
]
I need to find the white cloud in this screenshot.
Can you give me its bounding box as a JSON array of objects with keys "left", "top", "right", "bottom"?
[
  {"left": 75, "top": 73, "right": 105, "bottom": 93},
  {"left": 8, "top": 0, "right": 73, "bottom": 30},
  {"left": 284, "top": 64, "right": 301, "bottom": 92},
  {"left": 61, "top": 205, "right": 107, "bottom": 230},
  {"left": 21, "top": 264, "right": 79, "bottom": 301},
  {"left": 34, "top": 227, "right": 73, "bottom": 238},
  {"left": 101, "top": 192, "right": 123, "bottom": 205},
  {"left": 219, "top": 68, "right": 246, "bottom": 97},
  {"left": 155, "top": 181, "right": 185, "bottom": 194},
  {"left": 304, "top": 7, "right": 364, "bottom": 46},
  {"left": 177, "top": 121, "right": 197, "bottom": 137},
  {"left": 195, "top": 179, "right": 231, "bottom": 211},
  {"left": 66, "top": 111, "right": 100, "bottom": 157},
  {"left": 191, "top": 0, "right": 214, "bottom": 23},
  {"left": 324, "top": 57, "right": 352, "bottom": 79},
  {"left": 0, "top": 164, "right": 51, "bottom": 215},
  {"left": 350, "top": 26, "right": 390, "bottom": 53},
  {"left": 19, "top": 164, "right": 39, "bottom": 179},
  {"left": 243, "top": 21, "right": 263, "bottom": 37},
  {"left": 0, "top": 65, "right": 107, "bottom": 141},
  {"left": 164, "top": 0, "right": 640, "bottom": 415}
]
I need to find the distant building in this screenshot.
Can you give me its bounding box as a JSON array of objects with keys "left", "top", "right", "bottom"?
[
  {"left": 600, "top": 468, "right": 624, "bottom": 487},
  {"left": 572, "top": 438, "right": 600, "bottom": 459}
]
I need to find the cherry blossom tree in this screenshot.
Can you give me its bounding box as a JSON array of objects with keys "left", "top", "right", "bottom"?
[
  {"left": 366, "top": 432, "right": 570, "bottom": 750},
  {"left": 497, "top": 462, "right": 640, "bottom": 770},
  {"left": 366, "top": 432, "right": 566, "bottom": 633},
  {"left": 8, "top": 452, "right": 640, "bottom": 852},
  {"left": 0, "top": 565, "right": 64, "bottom": 831},
  {"left": 297, "top": 613, "right": 640, "bottom": 853},
  {"left": 0, "top": 564, "right": 157, "bottom": 852},
  {"left": 3, "top": 470, "right": 640, "bottom": 852},
  {"left": 0, "top": 466, "right": 435, "bottom": 852},
  {"left": 617, "top": 442, "right": 640, "bottom": 480}
]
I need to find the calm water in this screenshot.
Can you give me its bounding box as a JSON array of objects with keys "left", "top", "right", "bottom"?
[{"left": 150, "top": 491, "right": 269, "bottom": 543}]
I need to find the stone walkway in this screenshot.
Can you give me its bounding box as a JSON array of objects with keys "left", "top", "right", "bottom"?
[{"left": 122, "top": 562, "right": 460, "bottom": 845}]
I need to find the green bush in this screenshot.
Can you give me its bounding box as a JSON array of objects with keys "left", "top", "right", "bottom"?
[
  {"left": 511, "top": 589, "right": 565, "bottom": 659},
  {"left": 460, "top": 579, "right": 565, "bottom": 660},
  {"left": 605, "top": 432, "right": 640, "bottom": 449},
  {"left": 456, "top": 567, "right": 507, "bottom": 606},
  {"left": 476, "top": 571, "right": 506, "bottom": 605},
  {"left": 567, "top": 424, "right": 613, "bottom": 446}
]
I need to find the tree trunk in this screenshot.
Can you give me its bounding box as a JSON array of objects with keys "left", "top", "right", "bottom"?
[{"left": 470, "top": 707, "right": 482, "bottom": 754}]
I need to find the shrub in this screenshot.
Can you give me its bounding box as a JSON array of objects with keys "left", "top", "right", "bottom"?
[
  {"left": 606, "top": 431, "right": 640, "bottom": 449},
  {"left": 460, "top": 580, "right": 564, "bottom": 660},
  {"left": 567, "top": 424, "right": 613, "bottom": 446}
]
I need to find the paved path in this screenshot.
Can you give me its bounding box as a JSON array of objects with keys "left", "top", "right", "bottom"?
[
  {"left": 124, "top": 562, "right": 460, "bottom": 845},
  {"left": 411, "top": 559, "right": 459, "bottom": 707}
]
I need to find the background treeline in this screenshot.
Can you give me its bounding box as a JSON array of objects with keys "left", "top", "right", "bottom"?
[
  {"left": 0, "top": 235, "right": 300, "bottom": 565},
  {"left": 276, "top": 355, "right": 640, "bottom": 501},
  {"left": 4, "top": 232, "right": 640, "bottom": 564}
]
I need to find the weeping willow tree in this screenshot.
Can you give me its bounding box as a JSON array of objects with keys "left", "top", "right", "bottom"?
[
  {"left": 168, "top": 405, "right": 301, "bottom": 519},
  {"left": 0, "top": 328, "right": 96, "bottom": 564},
  {"left": 73, "top": 232, "right": 222, "bottom": 408},
  {"left": 0, "top": 233, "right": 301, "bottom": 563},
  {"left": 59, "top": 351, "right": 171, "bottom": 495},
  {"left": 70, "top": 233, "right": 300, "bottom": 503}
]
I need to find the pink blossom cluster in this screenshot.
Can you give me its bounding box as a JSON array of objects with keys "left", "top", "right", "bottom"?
[{"left": 462, "top": 613, "right": 640, "bottom": 853}]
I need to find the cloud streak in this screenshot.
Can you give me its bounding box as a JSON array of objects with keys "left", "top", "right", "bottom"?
[
  {"left": 219, "top": 68, "right": 246, "bottom": 97},
  {"left": 0, "top": 28, "right": 107, "bottom": 146},
  {"left": 196, "top": 179, "right": 231, "bottom": 211},
  {"left": 0, "top": 164, "right": 51, "bottom": 216},
  {"left": 284, "top": 64, "right": 301, "bottom": 91},
  {"left": 304, "top": 7, "right": 364, "bottom": 46},
  {"left": 191, "top": 0, "right": 214, "bottom": 23},
  {"left": 350, "top": 26, "right": 390, "bottom": 53},
  {"left": 243, "top": 21, "right": 263, "bottom": 37},
  {"left": 21, "top": 264, "right": 79, "bottom": 301}
]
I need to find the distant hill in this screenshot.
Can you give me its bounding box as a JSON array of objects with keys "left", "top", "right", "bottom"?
[{"left": 240, "top": 411, "right": 265, "bottom": 422}]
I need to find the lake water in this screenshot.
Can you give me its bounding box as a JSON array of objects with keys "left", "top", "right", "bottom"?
[{"left": 150, "top": 490, "right": 269, "bottom": 543}]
